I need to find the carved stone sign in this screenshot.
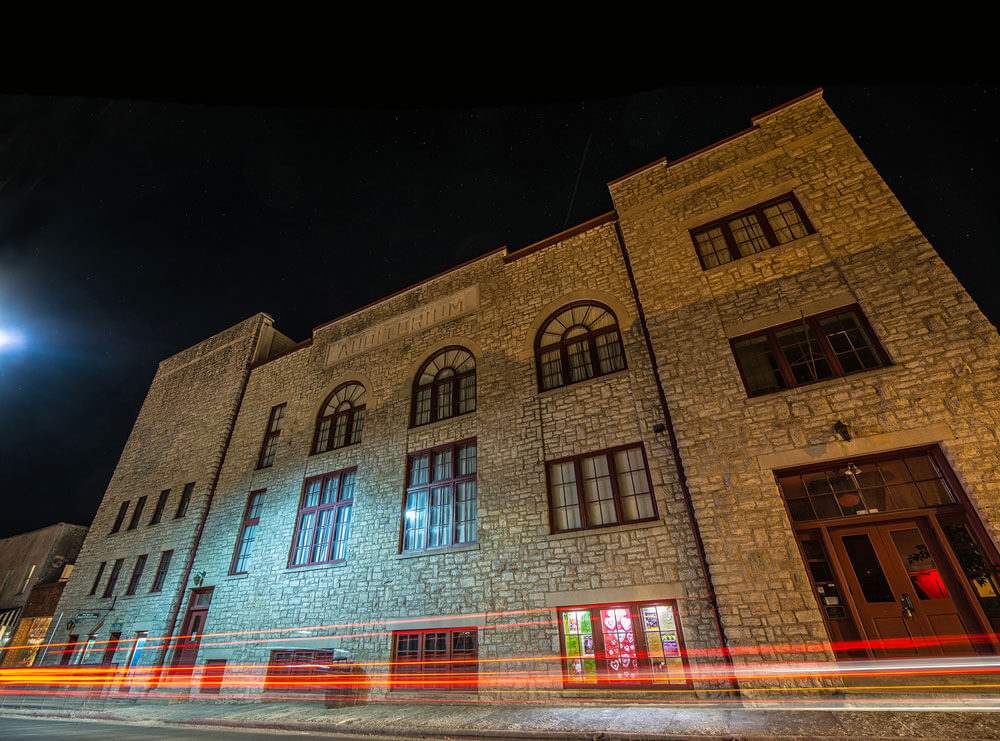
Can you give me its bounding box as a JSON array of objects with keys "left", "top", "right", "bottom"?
[{"left": 326, "top": 284, "right": 479, "bottom": 366}]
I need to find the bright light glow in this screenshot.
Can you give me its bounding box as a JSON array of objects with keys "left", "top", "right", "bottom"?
[{"left": 0, "top": 327, "right": 25, "bottom": 350}]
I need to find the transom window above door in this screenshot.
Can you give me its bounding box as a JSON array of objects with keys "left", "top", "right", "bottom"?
[{"left": 776, "top": 449, "right": 955, "bottom": 524}]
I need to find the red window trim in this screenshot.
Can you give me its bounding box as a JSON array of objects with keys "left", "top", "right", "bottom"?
[
  {"left": 287, "top": 468, "right": 356, "bottom": 568},
  {"left": 124, "top": 554, "right": 148, "bottom": 595},
  {"left": 175, "top": 482, "right": 195, "bottom": 519},
  {"left": 400, "top": 438, "right": 478, "bottom": 553},
  {"left": 410, "top": 346, "right": 477, "bottom": 428},
  {"left": 109, "top": 501, "right": 130, "bottom": 534},
  {"left": 730, "top": 303, "right": 891, "bottom": 397},
  {"left": 545, "top": 442, "right": 659, "bottom": 534},
  {"left": 88, "top": 562, "right": 107, "bottom": 596},
  {"left": 150, "top": 549, "right": 173, "bottom": 593},
  {"left": 102, "top": 558, "right": 124, "bottom": 598},
  {"left": 200, "top": 659, "right": 227, "bottom": 694},
  {"left": 264, "top": 649, "right": 336, "bottom": 694},
  {"left": 689, "top": 192, "right": 815, "bottom": 270},
  {"left": 257, "top": 403, "right": 287, "bottom": 469},
  {"left": 149, "top": 489, "right": 170, "bottom": 525},
  {"left": 127, "top": 496, "right": 147, "bottom": 530},
  {"left": 230, "top": 489, "right": 266, "bottom": 575},
  {"left": 556, "top": 600, "right": 691, "bottom": 688},
  {"left": 390, "top": 627, "right": 479, "bottom": 692},
  {"left": 534, "top": 301, "right": 628, "bottom": 393}
]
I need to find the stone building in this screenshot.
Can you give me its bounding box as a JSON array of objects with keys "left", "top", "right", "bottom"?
[
  {"left": 0, "top": 522, "right": 87, "bottom": 664},
  {"left": 44, "top": 89, "right": 1000, "bottom": 699}
]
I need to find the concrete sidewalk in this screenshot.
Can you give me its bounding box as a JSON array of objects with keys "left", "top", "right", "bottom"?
[{"left": 3, "top": 695, "right": 1000, "bottom": 740}]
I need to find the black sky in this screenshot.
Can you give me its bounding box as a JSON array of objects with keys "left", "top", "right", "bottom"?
[{"left": 0, "top": 84, "right": 996, "bottom": 538}]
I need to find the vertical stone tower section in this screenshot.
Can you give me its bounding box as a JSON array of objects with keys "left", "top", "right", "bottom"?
[
  {"left": 610, "top": 90, "right": 1000, "bottom": 687},
  {"left": 47, "top": 313, "right": 274, "bottom": 671}
]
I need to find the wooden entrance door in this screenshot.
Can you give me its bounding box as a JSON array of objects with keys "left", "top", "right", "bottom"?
[
  {"left": 829, "top": 518, "right": 979, "bottom": 657},
  {"left": 172, "top": 589, "right": 213, "bottom": 674}
]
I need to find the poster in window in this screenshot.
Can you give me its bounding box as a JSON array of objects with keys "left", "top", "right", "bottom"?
[
  {"left": 566, "top": 635, "right": 581, "bottom": 657},
  {"left": 582, "top": 635, "right": 594, "bottom": 655},
  {"left": 661, "top": 631, "right": 679, "bottom": 657},
  {"left": 642, "top": 606, "right": 659, "bottom": 630}
]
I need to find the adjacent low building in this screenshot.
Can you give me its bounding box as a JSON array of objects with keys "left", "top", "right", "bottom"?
[
  {"left": 43, "top": 89, "right": 1000, "bottom": 700},
  {"left": 0, "top": 522, "right": 87, "bottom": 666}
]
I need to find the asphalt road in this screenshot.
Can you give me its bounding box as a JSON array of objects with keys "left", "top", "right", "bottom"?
[{"left": 0, "top": 716, "right": 485, "bottom": 740}]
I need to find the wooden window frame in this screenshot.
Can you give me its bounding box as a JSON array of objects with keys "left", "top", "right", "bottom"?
[
  {"left": 312, "top": 382, "right": 366, "bottom": 455},
  {"left": 410, "top": 347, "right": 477, "bottom": 428},
  {"left": 400, "top": 438, "right": 478, "bottom": 554},
  {"left": 556, "top": 600, "right": 691, "bottom": 688},
  {"left": 534, "top": 301, "right": 627, "bottom": 392},
  {"left": 690, "top": 192, "right": 815, "bottom": 270},
  {"left": 124, "top": 554, "right": 148, "bottom": 595},
  {"left": 150, "top": 550, "right": 173, "bottom": 593},
  {"left": 200, "top": 659, "right": 227, "bottom": 694},
  {"left": 546, "top": 442, "right": 659, "bottom": 534},
  {"left": 257, "top": 403, "right": 287, "bottom": 469},
  {"left": 109, "top": 501, "right": 130, "bottom": 534},
  {"left": 230, "top": 489, "right": 266, "bottom": 575},
  {"left": 287, "top": 469, "right": 356, "bottom": 568},
  {"left": 88, "top": 562, "right": 107, "bottom": 596},
  {"left": 175, "top": 482, "right": 194, "bottom": 519},
  {"left": 102, "top": 558, "right": 124, "bottom": 598},
  {"left": 264, "top": 649, "right": 335, "bottom": 694},
  {"left": 127, "top": 496, "right": 147, "bottom": 530},
  {"left": 149, "top": 489, "right": 170, "bottom": 525},
  {"left": 730, "top": 304, "right": 890, "bottom": 397},
  {"left": 390, "top": 627, "right": 478, "bottom": 692}
]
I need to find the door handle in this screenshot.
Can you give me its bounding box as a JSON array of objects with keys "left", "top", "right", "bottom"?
[{"left": 901, "top": 592, "right": 916, "bottom": 620}]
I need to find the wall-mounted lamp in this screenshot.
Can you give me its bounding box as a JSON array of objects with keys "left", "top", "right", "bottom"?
[
  {"left": 833, "top": 420, "right": 852, "bottom": 442},
  {"left": 192, "top": 571, "right": 207, "bottom": 587},
  {"left": 843, "top": 462, "right": 862, "bottom": 477},
  {"left": 65, "top": 619, "right": 76, "bottom": 632},
  {"left": 652, "top": 423, "right": 666, "bottom": 434}
]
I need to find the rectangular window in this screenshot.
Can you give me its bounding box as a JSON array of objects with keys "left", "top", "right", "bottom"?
[
  {"left": 547, "top": 444, "right": 657, "bottom": 533},
  {"left": 391, "top": 628, "right": 478, "bottom": 691},
  {"left": 231, "top": 490, "right": 266, "bottom": 574},
  {"left": 102, "top": 558, "right": 124, "bottom": 598},
  {"left": 110, "top": 501, "right": 130, "bottom": 533},
  {"left": 16, "top": 564, "right": 36, "bottom": 594},
  {"left": 558, "top": 601, "right": 688, "bottom": 687},
  {"left": 149, "top": 489, "right": 170, "bottom": 525},
  {"left": 290, "top": 470, "right": 355, "bottom": 567},
  {"left": 731, "top": 305, "right": 889, "bottom": 397},
  {"left": 264, "top": 649, "right": 335, "bottom": 694},
  {"left": 776, "top": 448, "right": 956, "bottom": 524},
  {"left": 691, "top": 193, "right": 814, "bottom": 269},
  {"left": 200, "top": 659, "right": 227, "bottom": 694},
  {"left": 257, "top": 403, "right": 287, "bottom": 469},
  {"left": 125, "top": 554, "right": 148, "bottom": 595},
  {"left": 402, "top": 440, "right": 477, "bottom": 552},
  {"left": 88, "top": 563, "right": 107, "bottom": 596},
  {"left": 150, "top": 550, "right": 173, "bottom": 593},
  {"left": 127, "top": 496, "right": 147, "bottom": 530},
  {"left": 175, "top": 482, "right": 194, "bottom": 518}
]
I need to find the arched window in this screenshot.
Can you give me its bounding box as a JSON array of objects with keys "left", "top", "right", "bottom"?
[
  {"left": 412, "top": 347, "right": 476, "bottom": 427},
  {"left": 313, "top": 382, "right": 366, "bottom": 454},
  {"left": 535, "top": 303, "right": 626, "bottom": 391}
]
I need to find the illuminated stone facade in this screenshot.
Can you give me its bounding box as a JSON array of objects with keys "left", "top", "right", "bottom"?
[{"left": 47, "top": 90, "right": 1000, "bottom": 699}]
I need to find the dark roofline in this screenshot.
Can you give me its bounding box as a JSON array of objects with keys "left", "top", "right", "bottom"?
[
  {"left": 503, "top": 211, "right": 618, "bottom": 264},
  {"left": 607, "top": 87, "right": 825, "bottom": 187}
]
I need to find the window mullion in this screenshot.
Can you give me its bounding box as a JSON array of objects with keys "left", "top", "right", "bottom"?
[
  {"left": 756, "top": 205, "right": 781, "bottom": 247},
  {"left": 574, "top": 457, "right": 587, "bottom": 529},
  {"left": 766, "top": 329, "right": 796, "bottom": 388},
  {"left": 606, "top": 451, "right": 625, "bottom": 524},
  {"left": 721, "top": 222, "right": 741, "bottom": 261},
  {"left": 812, "top": 316, "right": 845, "bottom": 376}
]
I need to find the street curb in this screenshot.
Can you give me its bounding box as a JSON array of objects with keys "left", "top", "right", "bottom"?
[{"left": 0, "top": 709, "right": 978, "bottom": 741}]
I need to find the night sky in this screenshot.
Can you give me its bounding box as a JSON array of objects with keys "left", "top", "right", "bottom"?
[{"left": 0, "top": 84, "right": 996, "bottom": 538}]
